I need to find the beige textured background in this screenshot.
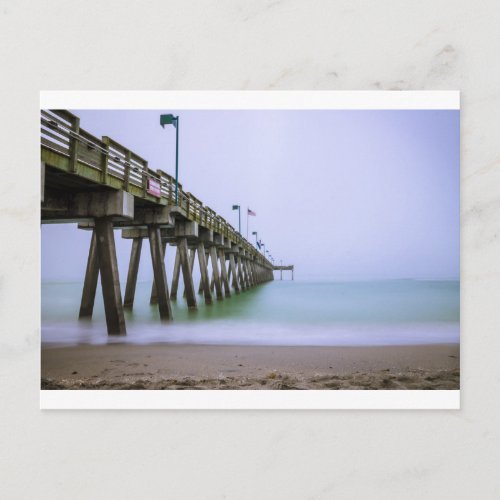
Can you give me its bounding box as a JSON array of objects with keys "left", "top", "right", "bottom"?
[{"left": 1, "top": 1, "right": 499, "bottom": 498}]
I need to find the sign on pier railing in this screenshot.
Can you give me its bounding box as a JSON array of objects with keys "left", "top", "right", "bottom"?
[{"left": 147, "top": 178, "right": 161, "bottom": 197}]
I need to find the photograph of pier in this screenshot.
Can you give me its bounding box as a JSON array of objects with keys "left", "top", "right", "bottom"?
[{"left": 41, "top": 106, "right": 459, "bottom": 391}]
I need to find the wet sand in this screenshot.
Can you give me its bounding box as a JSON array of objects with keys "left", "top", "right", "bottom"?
[{"left": 41, "top": 343, "right": 459, "bottom": 390}]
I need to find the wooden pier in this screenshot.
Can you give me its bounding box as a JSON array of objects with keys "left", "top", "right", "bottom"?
[
  {"left": 273, "top": 265, "right": 294, "bottom": 280},
  {"left": 41, "top": 110, "right": 285, "bottom": 335}
]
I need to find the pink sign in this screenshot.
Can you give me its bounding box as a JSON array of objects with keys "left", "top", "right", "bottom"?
[{"left": 147, "top": 178, "right": 161, "bottom": 197}]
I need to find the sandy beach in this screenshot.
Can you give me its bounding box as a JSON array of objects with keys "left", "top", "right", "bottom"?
[{"left": 41, "top": 343, "right": 459, "bottom": 390}]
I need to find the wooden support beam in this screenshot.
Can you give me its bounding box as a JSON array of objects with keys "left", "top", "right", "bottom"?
[
  {"left": 178, "top": 237, "right": 197, "bottom": 309},
  {"left": 228, "top": 253, "right": 240, "bottom": 294},
  {"left": 242, "top": 259, "right": 251, "bottom": 288},
  {"left": 79, "top": 229, "right": 99, "bottom": 318},
  {"left": 197, "top": 242, "right": 212, "bottom": 305},
  {"left": 248, "top": 261, "right": 253, "bottom": 287},
  {"left": 183, "top": 249, "right": 196, "bottom": 298},
  {"left": 237, "top": 255, "right": 246, "bottom": 291},
  {"left": 124, "top": 237, "right": 142, "bottom": 309},
  {"left": 218, "top": 249, "right": 231, "bottom": 298},
  {"left": 170, "top": 246, "right": 181, "bottom": 300},
  {"left": 207, "top": 250, "right": 215, "bottom": 292},
  {"left": 240, "top": 258, "right": 248, "bottom": 288},
  {"left": 148, "top": 225, "right": 172, "bottom": 320},
  {"left": 150, "top": 239, "right": 167, "bottom": 304},
  {"left": 210, "top": 246, "right": 223, "bottom": 300},
  {"left": 94, "top": 218, "right": 126, "bottom": 335}
]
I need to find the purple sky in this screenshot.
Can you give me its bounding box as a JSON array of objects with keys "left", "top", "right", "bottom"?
[{"left": 41, "top": 109, "right": 459, "bottom": 281}]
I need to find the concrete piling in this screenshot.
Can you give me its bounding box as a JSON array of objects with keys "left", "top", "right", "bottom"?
[
  {"left": 148, "top": 225, "right": 172, "bottom": 321},
  {"left": 183, "top": 249, "right": 196, "bottom": 298},
  {"left": 210, "top": 246, "right": 223, "bottom": 300},
  {"left": 150, "top": 240, "right": 167, "bottom": 304},
  {"left": 228, "top": 253, "right": 240, "bottom": 294},
  {"left": 124, "top": 237, "right": 142, "bottom": 309},
  {"left": 197, "top": 242, "right": 212, "bottom": 305},
  {"left": 95, "top": 218, "right": 126, "bottom": 335},
  {"left": 237, "top": 255, "right": 246, "bottom": 291},
  {"left": 178, "top": 237, "right": 197, "bottom": 309},
  {"left": 219, "top": 248, "right": 231, "bottom": 297},
  {"left": 170, "top": 245, "right": 181, "bottom": 300},
  {"left": 79, "top": 229, "right": 100, "bottom": 318}
]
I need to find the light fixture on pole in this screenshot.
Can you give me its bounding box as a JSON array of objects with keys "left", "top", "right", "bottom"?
[
  {"left": 232, "top": 205, "right": 241, "bottom": 234},
  {"left": 160, "top": 114, "right": 179, "bottom": 205},
  {"left": 252, "top": 231, "right": 258, "bottom": 249}
]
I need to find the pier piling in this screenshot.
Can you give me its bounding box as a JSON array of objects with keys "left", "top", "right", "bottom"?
[
  {"left": 197, "top": 242, "right": 212, "bottom": 305},
  {"left": 95, "top": 218, "right": 126, "bottom": 335},
  {"left": 170, "top": 245, "right": 181, "bottom": 300},
  {"left": 178, "top": 237, "right": 197, "bottom": 309},
  {"left": 79, "top": 229, "right": 100, "bottom": 318},
  {"left": 219, "top": 249, "right": 231, "bottom": 297},
  {"left": 210, "top": 246, "right": 223, "bottom": 300},
  {"left": 150, "top": 240, "right": 167, "bottom": 304},
  {"left": 148, "top": 225, "right": 172, "bottom": 321},
  {"left": 124, "top": 238, "right": 142, "bottom": 309},
  {"left": 228, "top": 253, "right": 240, "bottom": 294}
]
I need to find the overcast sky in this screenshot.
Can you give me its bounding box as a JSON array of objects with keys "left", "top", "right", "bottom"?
[{"left": 41, "top": 109, "right": 459, "bottom": 282}]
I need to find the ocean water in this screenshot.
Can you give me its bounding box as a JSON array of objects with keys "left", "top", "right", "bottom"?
[{"left": 41, "top": 280, "right": 460, "bottom": 347}]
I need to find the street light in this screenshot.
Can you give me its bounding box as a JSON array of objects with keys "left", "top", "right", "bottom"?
[
  {"left": 252, "top": 231, "right": 258, "bottom": 249},
  {"left": 232, "top": 205, "right": 241, "bottom": 234},
  {"left": 160, "top": 113, "right": 179, "bottom": 205}
]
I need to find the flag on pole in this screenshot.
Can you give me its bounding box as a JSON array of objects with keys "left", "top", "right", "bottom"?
[
  {"left": 257, "top": 240, "right": 262, "bottom": 249},
  {"left": 248, "top": 208, "right": 256, "bottom": 216}
]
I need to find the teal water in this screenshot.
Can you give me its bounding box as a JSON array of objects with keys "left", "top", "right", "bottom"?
[{"left": 41, "top": 280, "right": 459, "bottom": 346}]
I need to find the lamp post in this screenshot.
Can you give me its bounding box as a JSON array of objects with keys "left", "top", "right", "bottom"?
[
  {"left": 232, "top": 205, "right": 241, "bottom": 234},
  {"left": 160, "top": 114, "right": 179, "bottom": 205},
  {"left": 252, "top": 231, "right": 258, "bottom": 249}
]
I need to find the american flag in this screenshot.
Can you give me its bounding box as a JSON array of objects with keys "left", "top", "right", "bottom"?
[{"left": 248, "top": 208, "right": 256, "bottom": 216}]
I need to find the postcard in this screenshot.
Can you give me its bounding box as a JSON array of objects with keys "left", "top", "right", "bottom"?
[{"left": 40, "top": 91, "right": 459, "bottom": 409}]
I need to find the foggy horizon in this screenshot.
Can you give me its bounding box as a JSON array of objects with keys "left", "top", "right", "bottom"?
[{"left": 41, "top": 109, "right": 459, "bottom": 283}]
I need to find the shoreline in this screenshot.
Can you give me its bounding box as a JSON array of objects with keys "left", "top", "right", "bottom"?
[{"left": 41, "top": 343, "right": 460, "bottom": 390}]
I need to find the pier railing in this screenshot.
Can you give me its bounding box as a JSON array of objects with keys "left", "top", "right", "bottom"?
[{"left": 41, "top": 109, "right": 269, "bottom": 265}]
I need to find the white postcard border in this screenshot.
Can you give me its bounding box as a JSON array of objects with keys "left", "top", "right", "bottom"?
[
  {"left": 40, "top": 90, "right": 460, "bottom": 110},
  {"left": 41, "top": 389, "right": 460, "bottom": 410}
]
